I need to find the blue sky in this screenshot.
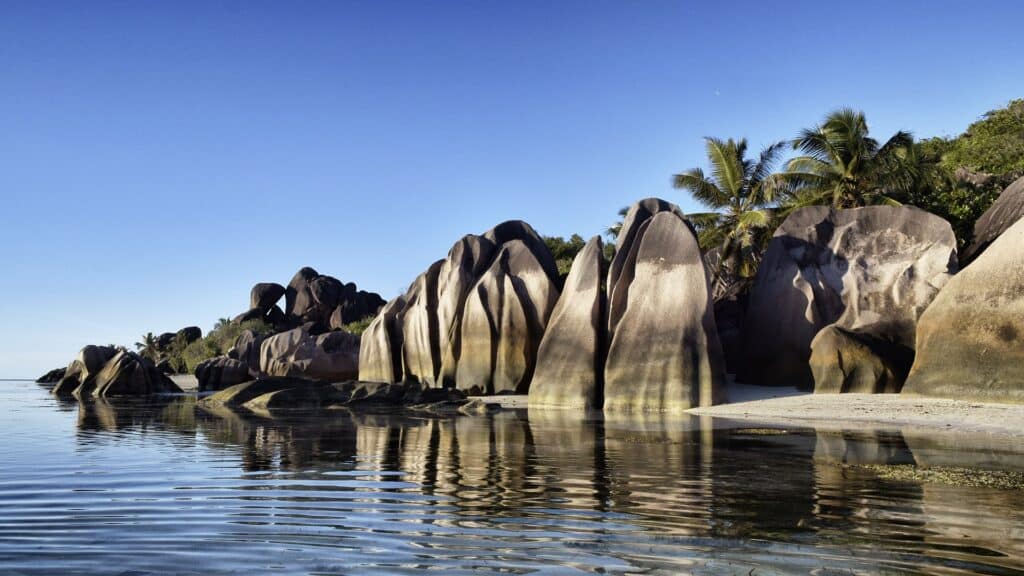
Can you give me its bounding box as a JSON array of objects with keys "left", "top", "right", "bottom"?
[{"left": 2, "top": 0, "right": 1022, "bottom": 377}]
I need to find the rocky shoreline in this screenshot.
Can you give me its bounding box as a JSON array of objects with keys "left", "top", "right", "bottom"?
[{"left": 38, "top": 181, "right": 1024, "bottom": 418}]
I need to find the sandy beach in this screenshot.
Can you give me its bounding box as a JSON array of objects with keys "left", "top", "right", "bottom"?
[{"left": 690, "top": 381, "right": 1024, "bottom": 437}]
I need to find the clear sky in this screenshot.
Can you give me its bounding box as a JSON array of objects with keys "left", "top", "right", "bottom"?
[{"left": 2, "top": 0, "right": 1022, "bottom": 377}]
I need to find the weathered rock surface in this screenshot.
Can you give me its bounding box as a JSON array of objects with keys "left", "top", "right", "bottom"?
[
  {"left": 401, "top": 260, "right": 445, "bottom": 386},
  {"left": 529, "top": 236, "right": 606, "bottom": 409},
  {"left": 199, "top": 378, "right": 467, "bottom": 415},
  {"left": 250, "top": 282, "right": 286, "bottom": 312},
  {"left": 175, "top": 326, "right": 202, "bottom": 346},
  {"left": 89, "top": 351, "right": 183, "bottom": 397},
  {"left": 603, "top": 209, "right": 727, "bottom": 412},
  {"left": 53, "top": 345, "right": 119, "bottom": 396},
  {"left": 227, "top": 329, "right": 265, "bottom": 378},
  {"left": 437, "top": 235, "right": 497, "bottom": 386},
  {"left": 358, "top": 296, "right": 407, "bottom": 383},
  {"left": 195, "top": 356, "right": 251, "bottom": 392},
  {"left": 457, "top": 239, "right": 560, "bottom": 395},
  {"left": 903, "top": 216, "right": 1024, "bottom": 403},
  {"left": 809, "top": 325, "right": 912, "bottom": 393},
  {"left": 36, "top": 367, "right": 66, "bottom": 384},
  {"left": 961, "top": 175, "right": 1024, "bottom": 264},
  {"left": 260, "top": 327, "right": 360, "bottom": 382},
  {"left": 740, "top": 206, "right": 958, "bottom": 391}
]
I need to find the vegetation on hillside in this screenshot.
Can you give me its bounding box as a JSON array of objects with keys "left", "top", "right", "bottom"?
[{"left": 168, "top": 319, "right": 275, "bottom": 373}]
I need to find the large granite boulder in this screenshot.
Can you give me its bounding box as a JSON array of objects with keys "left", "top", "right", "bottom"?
[
  {"left": 961, "top": 175, "right": 1024, "bottom": 264},
  {"left": 358, "top": 296, "right": 407, "bottom": 383},
  {"left": 356, "top": 220, "right": 559, "bottom": 394},
  {"left": 437, "top": 235, "right": 498, "bottom": 387},
  {"left": 89, "top": 351, "right": 183, "bottom": 397},
  {"left": 175, "top": 326, "right": 202, "bottom": 346},
  {"left": 739, "top": 206, "right": 957, "bottom": 391},
  {"left": 529, "top": 236, "right": 606, "bottom": 409},
  {"left": 809, "top": 325, "right": 913, "bottom": 393},
  {"left": 260, "top": 327, "right": 360, "bottom": 382},
  {"left": 284, "top": 267, "right": 320, "bottom": 317},
  {"left": 603, "top": 207, "right": 727, "bottom": 412},
  {"left": 250, "top": 282, "right": 286, "bottom": 312},
  {"left": 456, "top": 239, "right": 560, "bottom": 395},
  {"left": 903, "top": 216, "right": 1024, "bottom": 403},
  {"left": 53, "top": 345, "right": 119, "bottom": 396},
  {"left": 227, "top": 329, "right": 265, "bottom": 378},
  {"left": 195, "top": 356, "right": 250, "bottom": 393},
  {"left": 401, "top": 260, "right": 445, "bottom": 386},
  {"left": 154, "top": 332, "right": 177, "bottom": 353}
]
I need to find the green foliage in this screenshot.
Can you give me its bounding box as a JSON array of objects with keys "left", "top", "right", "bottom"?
[
  {"left": 781, "top": 108, "right": 917, "bottom": 209},
  {"left": 168, "top": 318, "right": 274, "bottom": 374},
  {"left": 938, "top": 99, "right": 1024, "bottom": 175},
  {"left": 342, "top": 315, "right": 376, "bottom": 335},
  {"left": 674, "top": 137, "right": 786, "bottom": 298},
  {"left": 544, "top": 234, "right": 588, "bottom": 283},
  {"left": 134, "top": 332, "right": 158, "bottom": 361}
]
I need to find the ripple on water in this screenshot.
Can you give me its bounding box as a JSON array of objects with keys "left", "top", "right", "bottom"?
[{"left": 0, "top": 381, "right": 1021, "bottom": 575}]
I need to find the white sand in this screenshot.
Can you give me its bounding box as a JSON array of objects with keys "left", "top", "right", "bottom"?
[{"left": 690, "top": 382, "right": 1024, "bottom": 437}]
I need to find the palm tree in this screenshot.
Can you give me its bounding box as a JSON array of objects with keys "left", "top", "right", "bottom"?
[
  {"left": 673, "top": 137, "right": 786, "bottom": 297},
  {"left": 603, "top": 206, "right": 629, "bottom": 240},
  {"left": 134, "top": 332, "right": 157, "bottom": 361},
  {"left": 782, "top": 108, "right": 916, "bottom": 209}
]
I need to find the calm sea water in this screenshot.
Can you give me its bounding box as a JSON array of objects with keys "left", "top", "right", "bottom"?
[{"left": 1, "top": 380, "right": 1022, "bottom": 575}]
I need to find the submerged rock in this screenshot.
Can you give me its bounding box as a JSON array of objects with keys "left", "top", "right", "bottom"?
[
  {"left": 603, "top": 207, "right": 727, "bottom": 412},
  {"left": 903, "top": 216, "right": 1024, "bottom": 403},
  {"left": 740, "top": 206, "right": 957, "bottom": 391},
  {"left": 529, "top": 236, "right": 607, "bottom": 409}
]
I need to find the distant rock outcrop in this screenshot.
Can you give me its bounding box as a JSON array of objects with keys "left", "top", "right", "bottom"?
[
  {"left": 739, "top": 206, "right": 957, "bottom": 392},
  {"left": 961, "top": 175, "right": 1024, "bottom": 264},
  {"left": 903, "top": 216, "right": 1024, "bottom": 403},
  {"left": 603, "top": 206, "right": 727, "bottom": 412},
  {"left": 35, "top": 367, "right": 66, "bottom": 385},
  {"left": 52, "top": 345, "right": 119, "bottom": 396},
  {"left": 238, "top": 269, "right": 385, "bottom": 332}
]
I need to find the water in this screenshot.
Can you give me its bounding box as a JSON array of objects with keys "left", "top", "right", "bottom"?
[{"left": 1, "top": 380, "right": 1022, "bottom": 575}]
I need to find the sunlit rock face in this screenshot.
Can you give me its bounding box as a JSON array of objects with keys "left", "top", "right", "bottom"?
[
  {"left": 529, "top": 236, "right": 607, "bottom": 409},
  {"left": 259, "top": 327, "right": 360, "bottom": 382},
  {"left": 740, "top": 206, "right": 957, "bottom": 392},
  {"left": 358, "top": 220, "right": 560, "bottom": 395},
  {"left": 904, "top": 216, "right": 1024, "bottom": 403},
  {"left": 358, "top": 296, "right": 407, "bottom": 383},
  {"left": 52, "top": 345, "right": 120, "bottom": 396},
  {"left": 961, "top": 175, "right": 1024, "bottom": 264},
  {"left": 89, "top": 350, "right": 183, "bottom": 397},
  {"left": 603, "top": 206, "right": 727, "bottom": 412}
]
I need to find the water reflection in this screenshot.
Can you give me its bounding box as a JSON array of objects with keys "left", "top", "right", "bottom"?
[{"left": 24, "top": 392, "right": 1024, "bottom": 574}]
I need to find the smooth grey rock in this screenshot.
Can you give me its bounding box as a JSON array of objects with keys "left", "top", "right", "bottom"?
[
  {"left": 437, "top": 235, "right": 497, "bottom": 387},
  {"left": 260, "top": 327, "right": 360, "bottom": 382},
  {"left": 482, "top": 220, "right": 560, "bottom": 285},
  {"left": 401, "top": 260, "right": 445, "bottom": 386},
  {"left": 740, "top": 206, "right": 957, "bottom": 391},
  {"left": 962, "top": 175, "right": 1024, "bottom": 264},
  {"left": 603, "top": 210, "right": 727, "bottom": 412},
  {"left": 90, "top": 351, "right": 183, "bottom": 397},
  {"left": 456, "top": 239, "right": 560, "bottom": 395},
  {"left": 810, "top": 325, "right": 912, "bottom": 393},
  {"left": 358, "top": 296, "right": 408, "bottom": 383},
  {"left": 195, "top": 356, "right": 250, "bottom": 393},
  {"left": 904, "top": 216, "right": 1024, "bottom": 403},
  {"left": 529, "top": 236, "right": 606, "bottom": 409},
  {"left": 250, "top": 282, "right": 286, "bottom": 312}
]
